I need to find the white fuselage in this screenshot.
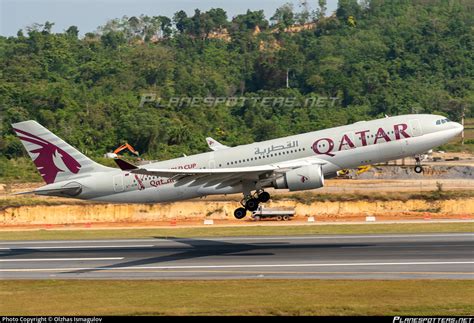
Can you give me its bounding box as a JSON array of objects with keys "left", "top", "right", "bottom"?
[{"left": 40, "top": 114, "right": 463, "bottom": 203}]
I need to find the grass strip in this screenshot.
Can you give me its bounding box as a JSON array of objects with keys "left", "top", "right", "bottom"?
[
  {"left": 1, "top": 280, "right": 472, "bottom": 316},
  {"left": 0, "top": 223, "right": 472, "bottom": 241}
]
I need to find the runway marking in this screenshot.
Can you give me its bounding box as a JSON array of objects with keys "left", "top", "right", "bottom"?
[
  {"left": 0, "top": 257, "right": 124, "bottom": 262},
  {"left": 183, "top": 234, "right": 474, "bottom": 241},
  {"left": 60, "top": 270, "right": 473, "bottom": 276},
  {"left": 0, "top": 240, "right": 172, "bottom": 245},
  {"left": 0, "top": 261, "right": 472, "bottom": 272},
  {"left": 0, "top": 245, "right": 154, "bottom": 250},
  {"left": 0, "top": 233, "right": 472, "bottom": 245},
  {"left": 344, "top": 244, "right": 473, "bottom": 249}
]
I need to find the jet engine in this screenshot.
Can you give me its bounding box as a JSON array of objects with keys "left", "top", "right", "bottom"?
[{"left": 273, "top": 165, "right": 324, "bottom": 191}]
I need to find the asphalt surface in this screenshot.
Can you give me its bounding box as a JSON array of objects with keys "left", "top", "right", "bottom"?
[{"left": 0, "top": 233, "right": 473, "bottom": 280}]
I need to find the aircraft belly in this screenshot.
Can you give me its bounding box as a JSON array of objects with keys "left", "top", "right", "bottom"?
[
  {"left": 197, "top": 183, "right": 243, "bottom": 195},
  {"left": 377, "top": 140, "right": 405, "bottom": 162},
  {"left": 92, "top": 185, "right": 203, "bottom": 203},
  {"left": 335, "top": 144, "right": 381, "bottom": 168}
]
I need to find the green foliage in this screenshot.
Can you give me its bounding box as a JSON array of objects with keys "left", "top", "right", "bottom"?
[
  {"left": 0, "top": 157, "right": 42, "bottom": 182},
  {"left": 1, "top": 0, "right": 473, "bottom": 176}
]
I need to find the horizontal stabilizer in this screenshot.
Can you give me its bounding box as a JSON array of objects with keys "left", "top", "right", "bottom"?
[
  {"left": 13, "top": 185, "right": 82, "bottom": 197},
  {"left": 114, "top": 158, "right": 138, "bottom": 170}
]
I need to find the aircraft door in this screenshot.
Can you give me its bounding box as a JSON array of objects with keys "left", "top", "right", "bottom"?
[
  {"left": 208, "top": 152, "right": 216, "bottom": 169},
  {"left": 399, "top": 119, "right": 422, "bottom": 155},
  {"left": 113, "top": 174, "right": 124, "bottom": 192},
  {"left": 409, "top": 119, "right": 423, "bottom": 137}
]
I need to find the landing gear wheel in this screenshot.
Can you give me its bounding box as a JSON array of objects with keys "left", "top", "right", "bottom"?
[
  {"left": 234, "top": 208, "right": 247, "bottom": 220},
  {"left": 258, "top": 191, "right": 270, "bottom": 203},
  {"left": 276, "top": 215, "right": 283, "bottom": 221},
  {"left": 283, "top": 215, "right": 290, "bottom": 221},
  {"left": 414, "top": 165, "right": 423, "bottom": 173},
  {"left": 245, "top": 198, "right": 259, "bottom": 211}
]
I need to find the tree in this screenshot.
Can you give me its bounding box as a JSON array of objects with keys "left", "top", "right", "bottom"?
[
  {"left": 232, "top": 9, "right": 268, "bottom": 31},
  {"left": 315, "top": 0, "right": 327, "bottom": 20},
  {"left": 173, "top": 10, "right": 191, "bottom": 34},
  {"left": 207, "top": 8, "right": 228, "bottom": 29},
  {"left": 101, "top": 31, "right": 126, "bottom": 49},
  {"left": 297, "top": 0, "right": 310, "bottom": 24},
  {"left": 271, "top": 3, "right": 295, "bottom": 31},
  {"left": 158, "top": 16, "right": 172, "bottom": 38},
  {"left": 2, "top": 0, "right": 474, "bottom": 172},
  {"left": 191, "top": 9, "right": 203, "bottom": 37},
  {"left": 65, "top": 26, "right": 79, "bottom": 38},
  {"left": 42, "top": 21, "right": 55, "bottom": 34},
  {"left": 336, "top": 0, "right": 361, "bottom": 20}
]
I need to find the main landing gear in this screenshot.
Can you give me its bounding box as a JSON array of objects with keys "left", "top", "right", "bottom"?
[
  {"left": 233, "top": 190, "right": 271, "bottom": 220},
  {"left": 414, "top": 155, "right": 424, "bottom": 173}
]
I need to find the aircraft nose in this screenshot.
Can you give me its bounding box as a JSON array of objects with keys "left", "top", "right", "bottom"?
[{"left": 453, "top": 122, "right": 463, "bottom": 134}]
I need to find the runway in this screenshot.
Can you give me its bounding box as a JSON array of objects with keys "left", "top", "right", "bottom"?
[{"left": 0, "top": 233, "right": 473, "bottom": 279}]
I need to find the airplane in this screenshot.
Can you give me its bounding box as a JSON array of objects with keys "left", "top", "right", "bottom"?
[{"left": 11, "top": 114, "right": 463, "bottom": 219}]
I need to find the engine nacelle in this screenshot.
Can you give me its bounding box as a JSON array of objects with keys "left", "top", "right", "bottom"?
[{"left": 273, "top": 165, "right": 325, "bottom": 191}]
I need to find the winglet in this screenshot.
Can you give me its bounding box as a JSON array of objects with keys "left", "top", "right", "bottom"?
[
  {"left": 114, "top": 158, "right": 138, "bottom": 170},
  {"left": 206, "top": 137, "right": 229, "bottom": 151}
]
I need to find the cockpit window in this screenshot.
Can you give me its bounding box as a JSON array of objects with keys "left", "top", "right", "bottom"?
[{"left": 436, "top": 118, "right": 451, "bottom": 125}]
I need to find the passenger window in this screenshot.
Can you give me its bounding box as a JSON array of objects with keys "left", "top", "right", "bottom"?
[{"left": 436, "top": 120, "right": 441, "bottom": 125}]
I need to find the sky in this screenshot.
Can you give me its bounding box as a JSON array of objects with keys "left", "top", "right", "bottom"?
[{"left": 0, "top": 0, "right": 339, "bottom": 36}]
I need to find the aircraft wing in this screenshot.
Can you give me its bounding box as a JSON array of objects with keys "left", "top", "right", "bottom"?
[
  {"left": 130, "top": 157, "right": 330, "bottom": 187},
  {"left": 132, "top": 164, "right": 276, "bottom": 176},
  {"left": 206, "top": 137, "right": 229, "bottom": 151}
]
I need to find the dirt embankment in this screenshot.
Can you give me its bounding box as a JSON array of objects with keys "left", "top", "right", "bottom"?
[{"left": 1, "top": 198, "right": 472, "bottom": 227}]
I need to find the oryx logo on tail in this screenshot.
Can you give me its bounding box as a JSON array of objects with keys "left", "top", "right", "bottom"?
[{"left": 13, "top": 128, "right": 81, "bottom": 184}]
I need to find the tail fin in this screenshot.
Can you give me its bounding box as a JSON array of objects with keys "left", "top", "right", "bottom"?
[{"left": 12, "top": 120, "right": 110, "bottom": 184}]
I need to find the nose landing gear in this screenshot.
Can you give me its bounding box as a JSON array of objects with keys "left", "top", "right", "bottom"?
[
  {"left": 233, "top": 190, "right": 271, "bottom": 219},
  {"left": 414, "top": 155, "right": 424, "bottom": 173}
]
